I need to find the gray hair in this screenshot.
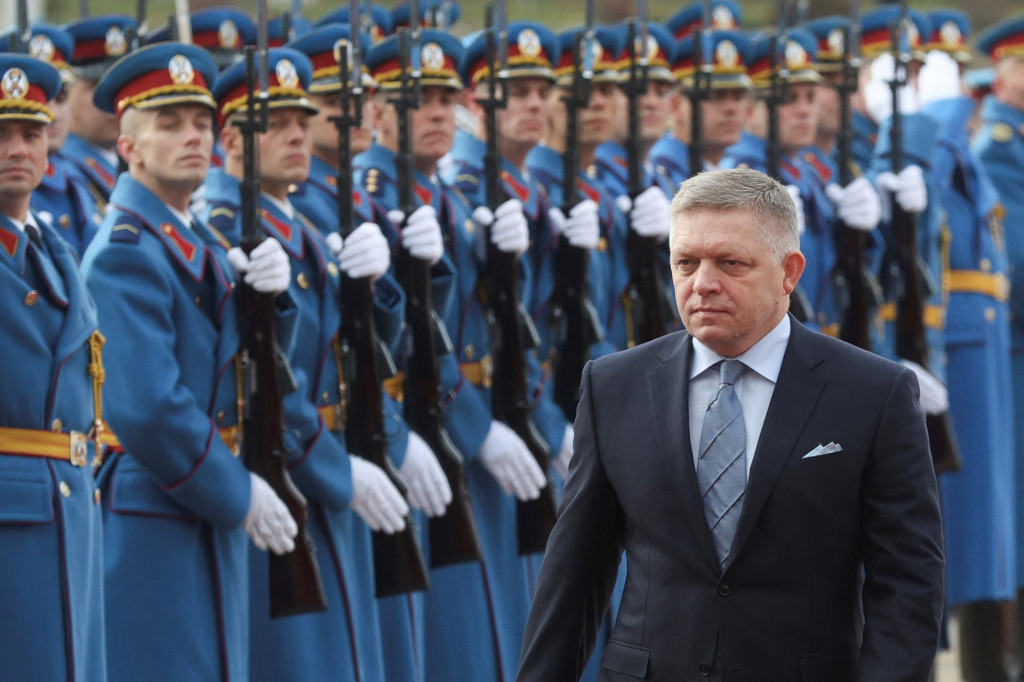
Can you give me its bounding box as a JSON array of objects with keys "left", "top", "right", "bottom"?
[{"left": 669, "top": 168, "right": 801, "bottom": 262}]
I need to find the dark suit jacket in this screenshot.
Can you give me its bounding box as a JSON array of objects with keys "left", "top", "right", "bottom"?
[{"left": 516, "top": 318, "right": 944, "bottom": 682}]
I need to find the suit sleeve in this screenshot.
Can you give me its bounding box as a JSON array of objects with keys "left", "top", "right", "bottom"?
[
  {"left": 857, "top": 367, "right": 944, "bottom": 682},
  {"left": 516, "top": 361, "right": 626, "bottom": 681}
]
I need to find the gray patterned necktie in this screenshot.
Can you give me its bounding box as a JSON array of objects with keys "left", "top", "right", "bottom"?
[{"left": 697, "top": 359, "right": 747, "bottom": 567}]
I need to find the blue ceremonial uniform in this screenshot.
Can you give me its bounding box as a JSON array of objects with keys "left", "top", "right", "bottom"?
[
  {"left": 0, "top": 53, "right": 106, "bottom": 682},
  {"left": 58, "top": 134, "right": 117, "bottom": 206},
  {"left": 975, "top": 94, "right": 1024, "bottom": 590},
  {"left": 925, "top": 95, "right": 1016, "bottom": 607},
  {"left": 32, "top": 159, "right": 103, "bottom": 257}
]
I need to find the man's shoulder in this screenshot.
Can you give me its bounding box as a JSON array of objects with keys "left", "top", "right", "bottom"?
[
  {"left": 590, "top": 332, "right": 687, "bottom": 379},
  {"left": 796, "top": 324, "right": 907, "bottom": 386}
]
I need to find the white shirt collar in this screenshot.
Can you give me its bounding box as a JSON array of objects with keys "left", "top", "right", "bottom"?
[
  {"left": 166, "top": 204, "right": 193, "bottom": 230},
  {"left": 6, "top": 212, "right": 40, "bottom": 234},
  {"left": 262, "top": 192, "right": 295, "bottom": 220},
  {"left": 689, "top": 314, "right": 791, "bottom": 383}
]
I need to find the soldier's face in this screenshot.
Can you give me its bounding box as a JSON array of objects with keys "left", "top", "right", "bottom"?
[
  {"left": 0, "top": 120, "right": 48, "bottom": 205},
  {"left": 779, "top": 83, "right": 818, "bottom": 154},
  {"left": 120, "top": 105, "right": 213, "bottom": 193},
  {"left": 815, "top": 84, "right": 840, "bottom": 140},
  {"left": 47, "top": 86, "right": 71, "bottom": 152},
  {"left": 994, "top": 57, "right": 1024, "bottom": 113},
  {"left": 67, "top": 78, "right": 118, "bottom": 147},
  {"left": 669, "top": 90, "right": 691, "bottom": 144},
  {"left": 670, "top": 208, "right": 803, "bottom": 358},
  {"left": 702, "top": 89, "right": 750, "bottom": 150},
  {"left": 499, "top": 78, "right": 551, "bottom": 147},
  {"left": 544, "top": 87, "right": 568, "bottom": 143},
  {"left": 580, "top": 82, "right": 616, "bottom": 146},
  {"left": 412, "top": 86, "right": 457, "bottom": 165},
  {"left": 259, "top": 108, "right": 313, "bottom": 188},
  {"left": 640, "top": 80, "right": 674, "bottom": 143},
  {"left": 610, "top": 84, "right": 628, "bottom": 143}
]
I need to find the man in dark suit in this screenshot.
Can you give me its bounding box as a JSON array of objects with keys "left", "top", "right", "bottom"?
[{"left": 516, "top": 168, "right": 944, "bottom": 682}]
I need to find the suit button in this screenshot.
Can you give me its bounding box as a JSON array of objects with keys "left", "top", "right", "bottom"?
[
  {"left": 718, "top": 583, "right": 731, "bottom": 597},
  {"left": 699, "top": 661, "right": 710, "bottom": 676}
]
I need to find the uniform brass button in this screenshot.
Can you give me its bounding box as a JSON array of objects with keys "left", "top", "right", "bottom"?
[
  {"left": 195, "top": 295, "right": 202, "bottom": 307},
  {"left": 59, "top": 482, "right": 71, "bottom": 498},
  {"left": 465, "top": 344, "right": 475, "bottom": 360},
  {"left": 327, "top": 263, "right": 339, "bottom": 278},
  {"left": 217, "top": 411, "right": 226, "bottom": 424},
  {"left": 59, "top": 214, "right": 71, "bottom": 228},
  {"left": 24, "top": 290, "right": 38, "bottom": 306},
  {"left": 297, "top": 272, "right": 309, "bottom": 289},
  {"left": 51, "top": 418, "right": 63, "bottom": 432},
  {"left": 464, "top": 218, "right": 475, "bottom": 234},
  {"left": 980, "top": 258, "right": 992, "bottom": 272},
  {"left": 597, "top": 238, "right": 608, "bottom": 252},
  {"left": 94, "top": 489, "right": 102, "bottom": 505},
  {"left": 322, "top": 391, "right": 330, "bottom": 402},
  {"left": 986, "top": 307, "right": 997, "bottom": 322}
]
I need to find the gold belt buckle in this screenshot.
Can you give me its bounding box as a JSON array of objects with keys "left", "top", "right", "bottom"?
[{"left": 69, "top": 431, "right": 88, "bottom": 467}]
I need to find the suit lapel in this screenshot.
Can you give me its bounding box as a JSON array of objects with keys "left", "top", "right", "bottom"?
[
  {"left": 646, "top": 332, "right": 721, "bottom": 574},
  {"left": 725, "top": 320, "right": 827, "bottom": 571}
]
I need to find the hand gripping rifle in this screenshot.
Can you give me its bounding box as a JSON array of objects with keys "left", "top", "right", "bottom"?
[
  {"left": 832, "top": 1, "right": 883, "bottom": 350},
  {"left": 387, "top": 0, "right": 484, "bottom": 573},
  {"left": 886, "top": 1, "right": 961, "bottom": 473},
  {"left": 624, "top": 1, "right": 674, "bottom": 346},
  {"left": 765, "top": 0, "right": 814, "bottom": 324},
  {"left": 334, "top": 9, "right": 431, "bottom": 596},
  {"left": 687, "top": 0, "right": 714, "bottom": 178},
  {"left": 480, "top": 1, "right": 558, "bottom": 555},
  {"left": 552, "top": 4, "right": 603, "bottom": 423},
  {"left": 235, "top": 32, "right": 327, "bottom": 618}
]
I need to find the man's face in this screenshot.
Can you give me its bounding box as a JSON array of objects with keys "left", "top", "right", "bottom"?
[
  {"left": 815, "top": 83, "right": 840, "bottom": 140},
  {"left": 670, "top": 208, "right": 803, "bottom": 357},
  {"left": 499, "top": 78, "right": 551, "bottom": 148},
  {"left": 67, "top": 78, "right": 118, "bottom": 147},
  {"left": 580, "top": 81, "right": 616, "bottom": 147},
  {"left": 702, "top": 88, "right": 751, "bottom": 150},
  {"left": 411, "top": 86, "right": 457, "bottom": 165},
  {"left": 669, "top": 89, "right": 692, "bottom": 143},
  {"left": 610, "top": 83, "right": 628, "bottom": 143},
  {"left": 308, "top": 91, "right": 377, "bottom": 159},
  {"left": 994, "top": 57, "right": 1024, "bottom": 113},
  {"left": 47, "top": 85, "right": 71, "bottom": 152},
  {"left": 121, "top": 105, "right": 213, "bottom": 192},
  {"left": 259, "top": 108, "right": 313, "bottom": 186},
  {"left": 640, "top": 80, "right": 674, "bottom": 143},
  {"left": 544, "top": 86, "right": 568, "bottom": 142},
  {"left": 0, "top": 120, "right": 48, "bottom": 202},
  {"left": 779, "top": 82, "right": 818, "bottom": 153}
]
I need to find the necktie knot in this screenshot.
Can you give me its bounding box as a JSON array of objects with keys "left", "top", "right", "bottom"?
[
  {"left": 719, "top": 358, "right": 744, "bottom": 386},
  {"left": 25, "top": 223, "right": 43, "bottom": 248}
]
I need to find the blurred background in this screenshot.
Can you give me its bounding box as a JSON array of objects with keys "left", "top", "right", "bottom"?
[{"left": 7, "top": 0, "right": 1021, "bottom": 56}]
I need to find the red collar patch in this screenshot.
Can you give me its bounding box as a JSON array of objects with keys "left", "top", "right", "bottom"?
[
  {"left": 0, "top": 225, "right": 18, "bottom": 256},
  {"left": 501, "top": 170, "right": 530, "bottom": 204},
  {"left": 803, "top": 152, "right": 831, "bottom": 183},
  {"left": 577, "top": 179, "right": 601, "bottom": 205},
  {"left": 85, "top": 157, "right": 115, "bottom": 188},
  {"left": 414, "top": 183, "right": 433, "bottom": 208},
  {"left": 160, "top": 223, "right": 196, "bottom": 262},
  {"left": 260, "top": 209, "right": 293, "bottom": 241}
]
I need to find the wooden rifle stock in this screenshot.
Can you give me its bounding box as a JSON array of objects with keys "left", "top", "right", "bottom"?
[{"left": 235, "top": 47, "right": 327, "bottom": 618}]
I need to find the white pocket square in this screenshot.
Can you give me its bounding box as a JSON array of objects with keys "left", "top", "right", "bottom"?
[{"left": 802, "top": 442, "right": 844, "bottom": 459}]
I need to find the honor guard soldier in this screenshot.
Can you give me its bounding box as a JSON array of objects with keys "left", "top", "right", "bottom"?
[
  {"left": 267, "top": 14, "right": 312, "bottom": 47},
  {"left": 666, "top": 0, "right": 743, "bottom": 41},
  {"left": 146, "top": 8, "right": 257, "bottom": 71},
  {"left": 651, "top": 29, "right": 754, "bottom": 184},
  {"left": 81, "top": 42, "right": 297, "bottom": 682},
  {"left": 61, "top": 14, "right": 137, "bottom": 205},
  {"left": 912, "top": 11, "right": 1018, "bottom": 680},
  {"left": 203, "top": 44, "right": 413, "bottom": 682},
  {"left": 391, "top": 0, "right": 462, "bottom": 32},
  {"left": 0, "top": 24, "right": 103, "bottom": 257},
  {"left": 975, "top": 14, "right": 1024, "bottom": 672},
  {"left": 314, "top": 4, "right": 394, "bottom": 44},
  {"left": 0, "top": 53, "right": 107, "bottom": 682}
]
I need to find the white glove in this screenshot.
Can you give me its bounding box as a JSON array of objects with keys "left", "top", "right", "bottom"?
[
  {"left": 825, "top": 177, "right": 881, "bottom": 232},
  {"left": 350, "top": 456, "right": 409, "bottom": 534},
  {"left": 388, "top": 206, "right": 444, "bottom": 266},
  {"left": 917, "top": 50, "right": 962, "bottom": 107},
  {"left": 473, "top": 198, "right": 530, "bottom": 256},
  {"left": 398, "top": 432, "right": 452, "bottom": 518},
  {"left": 785, "top": 184, "right": 806, "bottom": 236},
  {"left": 552, "top": 425, "right": 574, "bottom": 480},
  {"left": 335, "top": 222, "right": 390, "bottom": 281},
  {"left": 900, "top": 359, "right": 949, "bottom": 416},
  {"left": 864, "top": 53, "right": 919, "bottom": 124},
  {"left": 227, "top": 238, "right": 292, "bottom": 294},
  {"left": 244, "top": 473, "right": 298, "bottom": 555},
  {"left": 877, "top": 165, "right": 927, "bottom": 220},
  {"left": 478, "top": 421, "right": 546, "bottom": 501},
  {"left": 548, "top": 200, "right": 600, "bottom": 249},
  {"left": 615, "top": 186, "right": 670, "bottom": 240}
]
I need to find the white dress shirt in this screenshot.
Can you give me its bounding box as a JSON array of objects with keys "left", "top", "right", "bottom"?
[
  {"left": 262, "top": 192, "right": 296, "bottom": 220},
  {"left": 688, "top": 315, "right": 791, "bottom": 477}
]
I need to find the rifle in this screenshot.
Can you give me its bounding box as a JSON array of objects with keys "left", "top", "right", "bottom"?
[
  {"left": 623, "top": 2, "right": 674, "bottom": 346},
  {"left": 389, "top": 0, "right": 483, "bottom": 570},
  {"left": 687, "top": 0, "right": 713, "bottom": 177},
  {"left": 886, "top": 2, "right": 962, "bottom": 473},
  {"left": 832, "top": 3, "right": 882, "bottom": 350},
  {"left": 552, "top": 6, "right": 603, "bottom": 423},
  {"left": 331, "top": 22, "right": 432, "bottom": 596},
  {"left": 234, "top": 35, "right": 327, "bottom": 618},
  {"left": 13, "top": 0, "right": 29, "bottom": 53},
  {"left": 764, "top": 0, "right": 814, "bottom": 324},
  {"left": 173, "top": 0, "right": 192, "bottom": 44},
  {"left": 81, "top": 0, "right": 89, "bottom": 19},
  {"left": 126, "top": 0, "right": 148, "bottom": 52},
  {"left": 479, "top": 0, "right": 558, "bottom": 556}
]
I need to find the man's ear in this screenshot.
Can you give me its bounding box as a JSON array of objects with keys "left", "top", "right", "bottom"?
[
  {"left": 220, "top": 126, "right": 242, "bottom": 162},
  {"left": 115, "top": 134, "right": 133, "bottom": 166},
  {"left": 781, "top": 250, "right": 806, "bottom": 295}
]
